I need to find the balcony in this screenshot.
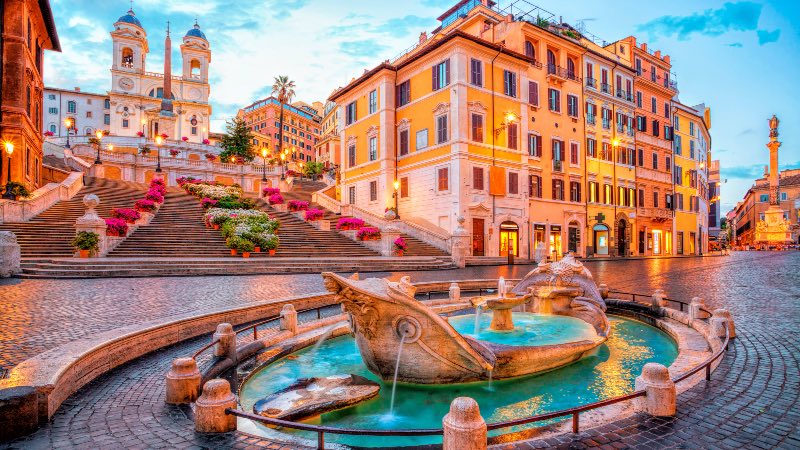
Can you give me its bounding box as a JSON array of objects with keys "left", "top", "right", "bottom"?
[
  {"left": 586, "top": 77, "right": 597, "bottom": 89},
  {"left": 636, "top": 166, "right": 672, "bottom": 184},
  {"left": 600, "top": 83, "right": 611, "bottom": 94},
  {"left": 553, "top": 160, "right": 564, "bottom": 173},
  {"left": 586, "top": 115, "right": 596, "bottom": 126},
  {"left": 547, "top": 64, "right": 581, "bottom": 84}
]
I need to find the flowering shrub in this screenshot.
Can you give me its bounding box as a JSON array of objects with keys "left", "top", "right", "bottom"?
[
  {"left": 44, "top": 131, "right": 54, "bottom": 137},
  {"left": 262, "top": 187, "right": 280, "bottom": 197},
  {"left": 145, "top": 189, "right": 164, "bottom": 203},
  {"left": 202, "top": 139, "right": 210, "bottom": 145},
  {"left": 136, "top": 131, "right": 145, "bottom": 137},
  {"left": 394, "top": 237, "right": 408, "bottom": 251},
  {"left": 201, "top": 197, "right": 218, "bottom": 209},
  {"left": 203, "top": 208, "right": 271, "bottom": 227},
  {"left": 169, "top": 149, "right": 180, "bottom": 157},
  {"left": 268, "top": 193, "right": 284, "bottom": 205},
  {"left": 111, "top": 208, "right": 141, "bottom": 223},
  {"left": 205, "top": 153, "right": 217, "bottom": 161},
  {"left": 226, "top": 236, "right": 254, "bottom": 253},
  {"left": 177, "top": 176, "right": 203, "bottom": 186},
  {"left": 356, "top": 227, "right": 381, "bottom": 240},
  {"left": 134, "top": 199, "right": 156, "bottom": 212},
  {"left": 182, "top": 136, "right": 189, "bottom": 142},
  {"left": 105, "top": 218, "right": 128, "bottom": 237},
  {"left": 160, "top": 133, "right": 169, "bottom": 139},
  {"left": 305, "top": 208, "right": 324, "bottom": 221},
  {"left": 287, "top": 200, "right": 309, "bottom": 211},
  {"left": 336, "top": 217, "right": 365, "bottom": 230},
  {"left": 184, "top": 183, "right": 242, "bottom": 200}
]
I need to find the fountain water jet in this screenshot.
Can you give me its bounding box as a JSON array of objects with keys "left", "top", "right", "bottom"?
[{"left": 389, "top": 334, "right": 407, "bottom": 413}]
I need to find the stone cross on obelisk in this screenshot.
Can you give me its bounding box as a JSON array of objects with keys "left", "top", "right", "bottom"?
[{"left": 767, "top": 115, "right": 781, "bottom": 205}]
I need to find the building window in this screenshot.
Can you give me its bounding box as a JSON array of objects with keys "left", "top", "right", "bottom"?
[
  {"left": 348, "top": 144, "right": 356, "bottom": 167},
  {"left": 664, "top": 102, "right": 670, "bottom": 119},
  {"left": 104, "top": 99, "right": 110, "bottom": 109},
  {"left": 368, "top": 137, "right": 377, "bottom": 161},
  {"left": 348, "top": 186, "right": 356, "bottom": 204},
  {"left": 524, "top": 41, "right": 536, "bottom": 61},
  {"left": 473, "top": 167, "right": 484, "bottom": 190},
  {"left": 503, "top": 70, "right": 517, "bottom": 97},
  {"left": 589, "top": 181, "right": 598, "bottom": 203},
  {"left": 548, "top": 88, "right": 560, "bottom": 112},
  {"left": 368, "top": 90, "right": 377, "bottom": 114},
  {"left": 122, "top": 119, "right": 129, "bottom": 128},
  {"left": 567, "top": 94, "right": 578, "bottom": 118},
  {"left": 345, "top": 101, "right": 357, "bottom": 125},
  {"left": 369, "top": 181, "right": 377, "bottom": 201},
  {"left": 570, "top": 142, "right": 579, "bottom": 165},
  {"left": 638, "top": 189, "right": 645, "bottom": 207},
  {"left": 604, "top": 184, "right": 613, "bottom": 204},
  {"left": 48, "top": 94, "right": 56, "bottom": 100},
  {"left": 652, "top": 152, "right": 658, "bottom": 170},
  {"left": 437, "top": 167, "right": 449, "bottom": 192},
  {"left": 528, "top": 134, "right": 542, "bottom": 157},
  {"left": 416, "top": 129, "right": 428, "bottom": 150},
  {"left": 48, "top": 107, "right": 57, "bottom": 114},
  {"left": 470, "top": 58, "right": 483, "bottom": 87},
  {"left": 508, "top": 172, "right": 519, "bottom": 195},
  {"left": 587, "top": 138, "right": 596, "bottom": 158},
  {"left": 67, "top": 101, "right": 76, "bottom": 113},
  {"left": 651, "top": 96, "right": 657, "bottom": 113},
  {"left": 436, "top": 115, "right": 448, "bottom": 144},
  {"left": 552, "top": 179, "right": 564, "bottom": 201},
  {"left": 399, "top": 129, "right": 409, "bottom": 156},
  {"left": 529, "top": 175, "right": 542, "bottom": 198},
  {"left": 665, "top": 156, "right": 671, "bottom": 173},
  {"left": 400, "top": 177, "right": 409, "bottom": 198},
  {"left": 586, "top": 103, "right": 596, "bottom": 125},
  {"left": 49, "top": 124, "right": 56, "bottom": 133},
  {"left": 528, "top": 81, "right": 539, "bottom": 106},
  {"left": 432, "top": 59, "right": 450, "bottom": 91},
  {"left": 618, "top": 186, "right": 627, "bottom": 206},
  {"left": 552, "top": 139, "right": 564, "bottom": 161},
  {"left": 396, "top": 81, "right": 411, "bottom": 107},
  {"left": 471, "top": 113, "right": 483, "bottom": 142},
  {"left": 547, "top": 50, "right": 557, "bottom": 74},
  {"left": 86, "top": 111, "right": 92, "bottom": 118},
  {"left": 652, "top": 120, "right": 660, "bottom": 137},
  {"left": 507, "top": 123, "right": 518, "bottom": 150},
  {"left": 601, "top": 107, "right": 611, "bottom": 129},
  {"left": 570, "top": 181, "right": 581, "bottom": 202}
]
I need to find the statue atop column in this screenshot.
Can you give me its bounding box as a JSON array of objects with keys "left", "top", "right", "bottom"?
[{"left": 766, "top": 115, "right": 781, "bottom": 206}]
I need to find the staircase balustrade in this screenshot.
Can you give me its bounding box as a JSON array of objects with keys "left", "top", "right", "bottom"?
[{"left": 0, "top": 172, "right": 84, "bottom": 224}]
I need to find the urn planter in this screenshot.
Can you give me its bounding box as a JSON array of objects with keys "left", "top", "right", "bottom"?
[
  {"left": 230, "top": 249, "right": 237, "bottom": 256},
  {"left": 269, "top": 249, "right": 276, "bottom": 256},
  {"left": 79, "top": 250, "right": 90, "bottom": 258},
  {"left": 254, "top": 247, "right": 261, "bottom": 253},
  {"left": 242, "top": 252, "right": 251, "bottom": 258}
]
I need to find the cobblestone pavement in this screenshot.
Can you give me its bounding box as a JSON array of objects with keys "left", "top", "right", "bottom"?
[{"left": 2, "top": 251, "right": 800, "bottom": 449}]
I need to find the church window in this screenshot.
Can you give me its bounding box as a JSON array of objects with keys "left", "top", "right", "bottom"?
[
  {"left": 121, "top": 48, "right": 134, "bottom": 68},
  {"left": 190, "top": 59, "right": 201, "bottom": 78}
]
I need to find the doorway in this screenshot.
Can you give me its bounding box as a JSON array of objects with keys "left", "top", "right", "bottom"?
[
  {"left": 653, "top": 230, "right": 663, "bottom": 255},
  {"left": 549, "top": 225, "right": 562, "bottom": 259},
  {"left": 639, "top": 230, "right": 645, "bottom": 255},
  {"left": 593, "top": 224, "right": 610, "bottom": 256},
  {"left": 568, "top": 221, "right": 580, "bottom": 254},
  {"left": 472, "top": 218, "right": 485, "bottom": 256},
  {"left": 617, "top": 219, "right": 627, "bottom": 256},
  {"left": 499, "top": 221, "right": 519, "bottom": 257}
]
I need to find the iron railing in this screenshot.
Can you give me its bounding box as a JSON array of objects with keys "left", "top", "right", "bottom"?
[{"left": 224, "top": 289, "right": 731, "bottom": 449}]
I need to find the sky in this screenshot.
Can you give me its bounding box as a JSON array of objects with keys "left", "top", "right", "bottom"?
[{"left": 44, "top": 0, "right": 800, "bottom": 214}]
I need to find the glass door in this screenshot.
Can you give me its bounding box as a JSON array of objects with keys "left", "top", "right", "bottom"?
[{"left": 499, "top": 221, "right": 519, "bottom": 257}]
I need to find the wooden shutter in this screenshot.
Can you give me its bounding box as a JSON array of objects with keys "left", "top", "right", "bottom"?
[
  {"left": 432, "top": 65, "right": 438, "bottom": 90},
  {"left": 489, "top": 166, "right": 506, "bottom": 196},
  {"left": 445, "top": 59, "right": 451, "bottom": 86}
]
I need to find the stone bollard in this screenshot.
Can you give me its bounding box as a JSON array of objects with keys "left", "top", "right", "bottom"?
[
  {"left": 689, "top": 297, "right": 705, "bottom": 321},
  {"left": 380, "top": 222, "right": 403, "bottom": 257},
  {"left": 598, "top": 283, "right": 609, "bottom": 299},
  {"left": 710, "top": 309, "right": 736, "bottom": 339},
  {"left": 449, "top": 283, "right": 461, "bottom": 303},
  {"left": 75, "top": 194, "right": 108, "bottom": 256},
  {"left": 651, "top": 289, "right": 667, "bottom": 308},
  {"left": 165, "top": 357, "right": 201, "bottom": 404},
  {"left": 450, "top": 217, "right": 471, "bottom": 269},
  {"left": 280, "top": 304, "right": 298, "bottom": 334},
  {"left": 194, "top": 379, "right": 237, "bottom": 433},
  {"left": 212, "top": 323, "right": 237, "bottom": 363},
  {"left": 442, "top": 397, "right": 487, "bottom": 450},
  {"left": 0, "top": 231, "right": 21, "bottom": 278},
  {"left": 634, "top": 363, "right": 676, "bottom": 416}
]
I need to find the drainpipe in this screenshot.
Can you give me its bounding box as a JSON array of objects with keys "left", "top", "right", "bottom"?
[
  {"left": 392, "top": 67, "right": 399, "bottom": 218},
  {"left": 490, "top": 43, "right": 503, "bottom": 249},
  {"left": 0, "top": 0, "right": 4, "bottom": 184}
]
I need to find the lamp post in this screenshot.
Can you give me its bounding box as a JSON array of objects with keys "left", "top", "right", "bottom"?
[
  {"left": 299, "top": 161, "right": 304, "bottom": 180},
  {"left": 64, "top": 118, "right": 73, "bottom": 148},
  {"left": 155, "top": 135, "right": 163, "bottom": 172},
  {"left": 2, "top": 142, "right": 15, "bottom": 199},
  {"left": 261, "top": 147, "right": 268, "bottom": 181},
  {"left": 94, "top": 130, "right": 103, "bottom": 164},
  {"left": 280, "top": 152, "right": 286, "bottom": 180},
  {"left": 141, "top": 118, "right": 147, "bottom": 137},
  {"left": 393, "top": 179, "right": 400, "bottom": 219}
]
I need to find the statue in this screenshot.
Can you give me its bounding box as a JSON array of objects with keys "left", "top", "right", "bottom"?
[{"left": 769, "top": 114, "right": 779, "bottom": 138}]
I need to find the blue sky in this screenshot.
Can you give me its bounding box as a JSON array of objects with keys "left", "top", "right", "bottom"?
[{"left": 44, "top": 0, "right": 800, "bottom": 213}]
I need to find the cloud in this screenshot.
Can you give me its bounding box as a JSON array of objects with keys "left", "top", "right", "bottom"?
[
  {"left": 757, "top": 29, "right": 780, "bottom": 44},
  {"left": 339, "top": 40, "right": 389, "bottom": 58},
  {"left": 638, "top": 2, "right": 762, "bottom": 41},
  {"left": 723, "top": 164, "right": 766, "bottom": 179},
  {"left": 728, "top": 42, "right": 743, "bottom": 48}
]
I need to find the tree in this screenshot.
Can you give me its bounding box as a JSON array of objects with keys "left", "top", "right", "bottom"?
[
  {"left": 302, "top": 161, "right": 325, "bottom": 178},
  {"left": 219, "top": 117, "right": 255, "bottom": 162},
  {"left": 272, "top": 75, "right": 296, "bottom": 160}
]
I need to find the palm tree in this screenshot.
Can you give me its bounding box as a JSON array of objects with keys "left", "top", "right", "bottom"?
[{"left": 272, "top": 76, "right": 296, "bottom": 179}]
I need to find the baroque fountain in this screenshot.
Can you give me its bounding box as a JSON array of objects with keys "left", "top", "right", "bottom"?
[{"left": 238, "top": 255, "right": 679, "bottom": 447}]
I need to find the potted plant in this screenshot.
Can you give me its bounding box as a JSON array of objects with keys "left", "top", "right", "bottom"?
[
  {"left": 385, "top": 207, "right": 398, "bottom": 220},
  {"left": 140, "top": 146, "right": 151, "bottom": 156},
  {"left": 337, "top": 217, "right": 365, "bottom": 231},
  {"left": 72, "top": 231, "right": 99, "bottom": 258},
  {"left": 357, "top": 227, "right": 381, "bottom": 241},
  {"left": 205, "top": 153, "right": 217, "bottom": 162},
  {"left": 111, "top": 208, "right": 141, "bottom": 224},
  {"left": 202, "top": 138, "right": 210, "bottom": 145},
  {"left": 3, "top": 182, "right": 30, "bottom": 201},
  {"left": 170, "top": 149, "right": 180, "bottom": 158},
  {"left": 394, "top": 237, "right": 408, "bottom": 257},
  {"left": 201, "top": 197, "right": 218, "bottom": 209},
  {"left": 134, "top": 199, "right": 156, "bottom": 213},
  {"left": 268, "top": 193, "right": 284, "bottom": 205},
  {"left": 262, "top": 187, "right": 280, "bottom": 198},
  {"left": 105, "top": 218, "right": 128, "bottom": 237},
  {"left": 260, "top": 234, "right": 279, "bottom": 256},
  {"left": 287, "top": 200, "right": 309, "bottom": 212},
  {"left": 305, "top": 208, "right": 324, "bottom": 221},
  {"left": 43, "top": 131, "right": 54, "bottom": 137},
  {"left": 182, "top": 136, "right": 189, "bottom": 142},
  {"left": 136, "top": 131, "right": 145, "bottom": 137},
  {"left": 145, "top": 188, "right": 164, "bottom": 204}
]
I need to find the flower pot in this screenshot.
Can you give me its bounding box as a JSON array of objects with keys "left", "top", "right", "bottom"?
[
  {"left": 214, "top": 224, "right": 220, "bottom": 230},
  {"left": 230, "top": 249, "right": 237, "bottom": 256},
  {"left": 254, "top": 246, "right": 261, "bottom": 253},
  {"left": 79, "top": 249, "right": 90, "bottom": 258},
  {"left": 396, "top": 250, "right": 404, "bottom": 257},
  {"left": 242, "top": 252, "right": 250, "bottom": 258},
  {"left": 269, "top": 249, "right": 276, "bottom": 256}
]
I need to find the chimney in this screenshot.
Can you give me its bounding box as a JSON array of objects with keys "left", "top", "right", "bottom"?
[
  {"left": 655, "top": 50, "right": 661, "bottom": 58},
  {"left": 664, "top": 55, "right": 671, "bottom": 64},
  {"left": 74, "top": 87, "right": 81, "bottom": 92},
  {"left": 641, "top": 43, "right": 647, "bottom": 51},
  {"left": 419, "top": 31, "right": 427, "bottom": 44}
]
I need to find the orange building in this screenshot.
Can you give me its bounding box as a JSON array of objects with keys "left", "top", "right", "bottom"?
[
  {"left": 1, "top": 0, "right": 60, "bottom": 192},
  {"left": 315, "top": 100, "right": 340, "bottom": 169},
  {"left": 611, "top": 37, "right": 677, "bottom": 255},
  {"left": 238, "top": 97, "right": 322, "bottom": 162}
]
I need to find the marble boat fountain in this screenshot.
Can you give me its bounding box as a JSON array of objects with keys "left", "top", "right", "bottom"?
[{"left": 320, "top": 254, "right": 610, "bottom": 384}]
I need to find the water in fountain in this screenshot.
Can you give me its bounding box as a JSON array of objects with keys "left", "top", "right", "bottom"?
[
  {"left": 309, "top": 324, "right": 337, "bottom": 355},
  {"left": 474, "top": 304, "right": 483, "bottom": 334},
  {"left": 498, "top": 277, "right": 506, "bottom": 296},
  {"left": 389, "top": 334, "right": 407, "bottom": 413},
  {"left": 486, "top": 369, "right": 494, "bottom": 392}
]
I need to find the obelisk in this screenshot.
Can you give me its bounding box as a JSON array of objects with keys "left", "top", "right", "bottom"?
[{"left": 161, "top": 21, "right": 173, "bottom": 114}]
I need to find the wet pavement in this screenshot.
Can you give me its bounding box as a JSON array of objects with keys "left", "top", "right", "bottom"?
[{"left": 1, "top": 251, "right": 799, "bottom": 449}]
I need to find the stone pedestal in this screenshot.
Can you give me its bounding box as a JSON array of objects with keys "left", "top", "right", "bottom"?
[
  {"left": 634, "top": 363, "right": 676, "bottom": 416},
  {"left": 0, "top": 231, "right": 21, "bottom": 277},
  {"left": 74, "top": 194, "right": 108, "bottom": 257},
  {"left": 449, "top": 283, "right": 461, "bottom": 303},
  {"left": 651, "top": 289, "right": 667, "bottom": 308},
  {"left": 381, "top": 221, "right": 402, "bottom": 257},
  {"left": 212, "top": 323, "right": 237, "bottom": 363},
  {"left": 194, "top": 379, "right": 237, "bottom": 433},
  {"left": 165, "top": 357, "right": 201, "bottom": 404},
  {"left": 0, "top": 386, "right": 38, "bottom": 441},
  {"left": 689, "top": 297, "right": 705, "bottom": 321},
  {"left": 442, "top": 397, "right": 487, "bottom": 450},
  {"left": 450, "top": 217, "right": 470, "bottom": 268},
  {"left": 710, "top": 309, "right": 736, "bottom": 339},
  {"left": 598, "top": 283, "right": 609, "bottom": 299},
  {"left": 280, "top": 304, "right": 298, "bottom": 334}
]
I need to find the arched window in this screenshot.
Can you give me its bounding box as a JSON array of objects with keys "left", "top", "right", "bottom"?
[
  {"left": 49, "top": 123, "right": 56, "bottom": 133},
  {"left": 121, "top": 47, "right": 134, "bottom": 68},
  {"left": 147, "top": 88, "right": 175, "bottom": 99},
  {"left": 547, "top": 50, "right": 556, "bottom": 74},
  {"left": 524, "top": 41, "right": 535, "bottom": 61},
  {"left": 84, "top": 127, "right": 93, "bottom": 135},
  {"left": 67, "top": 100, "right": 76, "bottom": 113},
  {"left": 567, "top": 58, "right": 576, "bottom": 79},
  {"left": 190, "top": 59, "right": 201, "bottom": 78}
]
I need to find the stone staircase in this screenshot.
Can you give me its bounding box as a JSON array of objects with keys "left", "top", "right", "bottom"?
[
  {"left": 0, "top": 178, "right": 148, "bottom": 258},
  {"left": 280, "top": 179, "right": 451, "bottom": 258}
]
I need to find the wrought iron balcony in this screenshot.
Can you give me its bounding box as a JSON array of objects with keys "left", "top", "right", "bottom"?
[
  {"left": 586, "top": 77, "right": 597, "bottom": 88},
  {"left": 600, "top": 83, "right": 610, "bottom": 94}
]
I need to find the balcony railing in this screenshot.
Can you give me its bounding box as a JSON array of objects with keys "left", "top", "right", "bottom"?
[
  {"left": 600, "top": 83, "right": 610, "bottom": 94},
  {"left": 586, "top": 77, "right": 597, "bottom": 88},
  {"left": 546, "top": 64, "right": 581, "bottom": 83},
  {"left": 586, "top": 115, "right": 596, "bottom": 126}
]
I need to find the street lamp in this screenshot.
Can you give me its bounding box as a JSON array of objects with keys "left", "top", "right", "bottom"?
[
  {"left": 261, "top": 147, "right": 269, "bottom": 181},
  {"left": 141, "top": 118, "right": 147, "bottom": 137},
  {"left": 155, "top": 135, "right": 163, "bottom": 172},
  {"left": 280, "top": 152, "right": 286, "bottom": 180},
  {"left": 108, "top": 144, "right": 114, "bottom": 152},
  {"left": 94, "top": 130, "right": 103, "bottom": 164},
  {"left": 2, "top": 142, "right": 15, "bottom": 199},
  {"left": 392, "top": 179, "right": 401, "bottom": 218},
  {"left": 64, "top": 118, "right": 73, "bottom": 148}
]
